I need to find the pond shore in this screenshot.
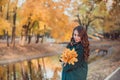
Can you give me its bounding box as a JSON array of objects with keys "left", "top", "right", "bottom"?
[
  {"left": 0, "top": 40, "right": 120, "bottom": 80},
  {"left": 0, "top": 42, "right": 64, "bottom": 65}
]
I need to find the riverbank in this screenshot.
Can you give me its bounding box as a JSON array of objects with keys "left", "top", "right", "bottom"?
[
  {"left": 88, "top": 41, "right": 120, "bottom": 80},
  {"left": 0, "top": 42, "right": 64, "bottom": 65}
]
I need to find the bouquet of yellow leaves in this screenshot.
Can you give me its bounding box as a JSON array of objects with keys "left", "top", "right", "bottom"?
[{"left": 60, "top": 48, "right": 78, "bottom": 66}]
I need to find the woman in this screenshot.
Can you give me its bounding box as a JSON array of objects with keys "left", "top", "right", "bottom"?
[{"left": 62, "top": 26, "right": 89, "bottom": 80}]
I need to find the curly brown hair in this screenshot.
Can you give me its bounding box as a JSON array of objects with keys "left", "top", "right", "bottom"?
[{"left": 70, "top": 26, "right": 90, "bottom": 61}]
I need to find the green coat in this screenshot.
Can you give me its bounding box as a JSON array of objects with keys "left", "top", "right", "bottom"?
[{"left": 62, "top": 43, "right": 88, "bottom": 80}]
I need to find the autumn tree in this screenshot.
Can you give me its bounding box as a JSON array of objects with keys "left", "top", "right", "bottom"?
[
  {"left": 65, "top": 0, "right": 108, "bottom": 32},
  {"left": 0, "top": 0, "right": 11, "bottom": 46},
  {"left": 102, "top": 0, "right": 120, "bottom": 39},
  {"left": 18, "top": 0, "right": 71, "bottom": 44}
]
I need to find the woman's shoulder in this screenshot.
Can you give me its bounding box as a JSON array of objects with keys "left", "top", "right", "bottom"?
[
  {"left": 66, "top": 42, "right": 83, "bottom": 50},
  {"left": 66, "top": 43, "right": 72, "bottom": 49}
]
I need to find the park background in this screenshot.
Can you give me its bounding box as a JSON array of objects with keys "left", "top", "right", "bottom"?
[{"left": 0, "top": 0, "right": 120, "bottom": 80}]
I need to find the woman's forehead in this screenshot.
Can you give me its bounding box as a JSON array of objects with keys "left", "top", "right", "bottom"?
[{"left": 74, "top": 30, "right": 79, "bottom": 34}]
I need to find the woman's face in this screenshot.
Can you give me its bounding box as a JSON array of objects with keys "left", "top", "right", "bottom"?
[{"left": 73, "top": 30, "right": 81, "bottom": 43}]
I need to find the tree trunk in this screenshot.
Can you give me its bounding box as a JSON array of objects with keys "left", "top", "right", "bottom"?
[
  {"left": 11, "top": 7, "right": 17, "bottom": 47},
  {"left": 28, "top": 35, "right": 32, "bottom": 44},
  {"left": 11, "top": 26, "right": 16, "bottom": 47},
  {"left": 13, "top": 64, "right": 16, "bottom": 80},
  {"left": 0, "top": 6, "right": 2, "bottom": 17},
  {"left": 6, "top": 31, "right": 9, "bottom": 47},
  {"left": 0, "top": 6, "right": 2, "bottom": 12},
  {"left": 20, "top": 36, "right": 26, "bottom": 46},
  {"left": 28, "top": 61, "right": 33, "bottom": 80},
  {"left": 26, "top": 15, "right": 32, "bottom": 41},
  {"left": 3, "top": 29, "right": 6, "bottom": 39},
  {"left": 7, "top": 65, "right": 9, "bottom": 80},
  {"left": 21, "top": 63, "right": 29, "bottom": 80},
  {"left": 37, "top": 59, "right": 43, "bottom": 80},
  {"left": 13, "top": 7, "right": 17, "bottom": 26},
  {"left": 6, "top": 0, "right": 10, "bottom": 20},
  {"left": 35, "top": 34, "right": 39, "bottom": 43},
  {"left": 41, "top": 36, "right": 44, "bottom": 43},
  {"left": 20, "top": 25, "right": 27, "bottom": 46},
  {"left": 6, "top": 0, "right": 10, "bottom": 47}
]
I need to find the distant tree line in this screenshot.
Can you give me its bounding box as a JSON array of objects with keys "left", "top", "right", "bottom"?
[{"left": 103, "top": 30, "right": 120, "bottom": 40}]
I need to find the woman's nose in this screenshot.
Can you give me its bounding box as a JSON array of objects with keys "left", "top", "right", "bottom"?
[{"left": 75, "top": 36, "right": 77, "bottom": 39}]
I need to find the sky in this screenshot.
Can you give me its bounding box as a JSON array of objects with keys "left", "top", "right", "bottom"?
[
  {"left": 17, "top": 0, "right": 26, "bottom": 7},
  {"left": 106, "top": 0, "right": 113, "bottom": 11}
]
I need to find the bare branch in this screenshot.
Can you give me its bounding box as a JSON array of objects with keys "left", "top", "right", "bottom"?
[{"left": 76, "top": 14, "right": 82, "bottom": 26}]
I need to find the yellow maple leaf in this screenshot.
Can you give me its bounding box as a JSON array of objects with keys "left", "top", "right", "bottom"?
[{"left": 60, "top": 48, "right": 78, "bottom": 65}]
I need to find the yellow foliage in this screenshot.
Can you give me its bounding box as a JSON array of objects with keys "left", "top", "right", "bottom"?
[
  {"left": 19, "top": 0, "right": 71, "bottom": 41},
  {"left": 60, "top": 48, "right": 78, "bottom": 65},
  {"left": 0, "top": 18, "right": 11, "bottom": 35},
  {"left": 0, "top": 0, "right": 9, "bottom": 6}
]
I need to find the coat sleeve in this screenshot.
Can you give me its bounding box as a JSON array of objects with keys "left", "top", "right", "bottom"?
[{"left": 63, "top": 45, "right": 84, "bottom": 72}]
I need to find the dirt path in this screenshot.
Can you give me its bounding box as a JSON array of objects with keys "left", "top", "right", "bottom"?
[{"left": 87, "top": 42, "right": 120, "bottom": 80}]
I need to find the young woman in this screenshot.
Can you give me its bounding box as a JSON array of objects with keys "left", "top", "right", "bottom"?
[{"left": 62, "top": 26, "right": 89, "bottom": 80}]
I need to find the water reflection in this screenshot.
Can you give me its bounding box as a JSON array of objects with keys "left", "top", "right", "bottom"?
[
  {"left": 40, "top": 55, "right": 62, "bottom": 80},
  {"left": 0, "top": 54, "right": 62, "bottom": 80}
]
